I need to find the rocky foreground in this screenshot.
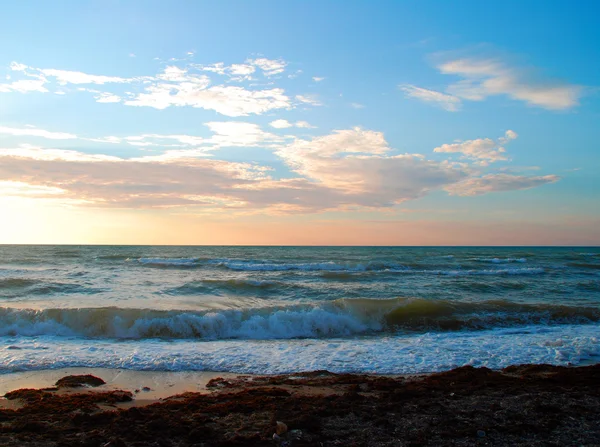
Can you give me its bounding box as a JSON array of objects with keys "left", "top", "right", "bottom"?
[{"left": 1, "top": 364, "right": 599, "bottom": 446}]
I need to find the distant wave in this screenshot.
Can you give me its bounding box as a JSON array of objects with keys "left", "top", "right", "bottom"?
[
  {"left": 568, "top": 263, "right": 600, "bottom": 270},
  {"left": 134, "top": 257, "right": 201, "bottom": 267},
  {"left": 0, "top": 278, "right": 102, "bottom": 296},
  {"left": 474, "top": 258, "right": 527, "bottom": 264},
  {"left": 164, "top": 279, "right": 287, "bottom": 296},
  {"left": 128, "top": 257, "right": 545, "bottom": 276},
  {"left": 129, "top": 257, "right": 409, "bottom": 272},
  {"left": 210, "top": 260, "right": 408, "bottom": 272},
  {"left": 391, "top": 268, "right": 544, "bottom": 276},
  {"left": 0, "top": 278, "right": 40, "bottom": 289},
  {"left": 1, "top": 298, "right": 597, "bottom": 340}
]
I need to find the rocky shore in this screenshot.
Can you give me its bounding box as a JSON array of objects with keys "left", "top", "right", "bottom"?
[{"left": 1, "top": 364, "right": 599, "bottom": 446}]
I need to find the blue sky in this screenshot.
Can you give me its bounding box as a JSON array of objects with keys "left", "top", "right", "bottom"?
[{"left": 0, "top": 0, "right": 598, "bottom": 244}]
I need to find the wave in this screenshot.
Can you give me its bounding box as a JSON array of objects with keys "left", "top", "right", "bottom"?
[
  {"left": 164, "top": 279, "right": 286, "bottom": 296},
  {"left": 568, "top": 263, "right": 600, "bottom": 270},
  {"left": 391, "top": 268, "right": 544, "bottom": 276},
  {"left": 0, "top": 298, "right": 597, "bottom": 340},
  {"left": 0, "top": 278, "right": 40, "bottom": 290},
  {"left": 211, "top": 260, "right": 408, "bottom": 272},
  {"left": 474, "top": 258, "right": 527, "bottom": 264},
  {"left": 134, "top": 257, "right": 201, "bottom": 267},
  {"left": 0, "top": 279, "right": 102, "bottom": 297}
]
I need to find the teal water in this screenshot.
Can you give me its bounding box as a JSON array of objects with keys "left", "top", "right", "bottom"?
[{"left": 0, "top": 245, "right": 599, "bottom": 374}]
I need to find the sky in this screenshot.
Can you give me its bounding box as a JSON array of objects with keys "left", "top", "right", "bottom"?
[{"left": 0, "top": 0, "right": 599, "bottom": 245}]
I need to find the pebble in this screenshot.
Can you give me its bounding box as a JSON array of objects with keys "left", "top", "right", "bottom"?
[{"left": 276, "top": 421, "right": 288, "bottom": 435}]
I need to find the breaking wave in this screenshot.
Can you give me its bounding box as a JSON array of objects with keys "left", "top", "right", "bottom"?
[{"left": 0, "top": 298, "right": 597, "bottom": 340}]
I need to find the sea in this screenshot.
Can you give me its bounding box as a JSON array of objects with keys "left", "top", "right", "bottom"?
[{"left": 1, "top": 245, "right": 599, "bottom": 375}]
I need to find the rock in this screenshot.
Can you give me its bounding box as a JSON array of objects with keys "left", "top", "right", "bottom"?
[
  {"left": 275, "top": 421, "right": 288, "bottom": 435},
  {"left": 55, "top": 375, "right": 106, "bottom": 388},
  {"left": 142, "top": 386, "right": 152, "bottom": 392},
  {"left": 272, "top": 433, "right": 281, "bottom": 441}
]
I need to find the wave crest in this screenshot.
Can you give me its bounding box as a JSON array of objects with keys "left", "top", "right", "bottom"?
[{"left": 1, "top": 298, "right": 597, "bottom": 340}]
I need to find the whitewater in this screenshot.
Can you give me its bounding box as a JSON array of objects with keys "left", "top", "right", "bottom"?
[{"left": 1, "top": 245, "right": 599, "bottom": 374}]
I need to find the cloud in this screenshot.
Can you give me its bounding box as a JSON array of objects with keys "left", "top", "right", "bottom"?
[
  {"left": 275, "top": 127, "right": 468, "bottom": 205},
  {"left": 248, "top": 58, "right": 287, "bottom": 76},
  {"left": 39, "top": 68, "right": 131, "bottom": 85},
  {"left": 0, "top": 125, "right": 77, "bottom": 140},
  {"left": 400, "top": 84, "right": 461, "bottom": 112},
  {"left": 446, "top": 173, "right": 560, "bottom": 196},
  {"left": 350, "top": 103, "right": 365, "bottom": 109},
  {"left": 438, "top": 58, "right": 582, "bottom": 110},
  {"left": 312, "top": 77, "right": 325, "bottom": 82},
  {"left": 295, "top": 121, "right": 316, "bottom": 129},
  {"left": 0, "top": 128, "right": 560, "bottom": 213},
  {"left": 0, "top": 79, "right": 48, "bottom": 93},
  {"left": 434, "top": 130, "right": 517, "bottom": 163},
  {"left": 269, "top": 120, "right": 316, "bottom": 129},
  {"left": 296, "top": 94, "right": 322, "bottom": 106},
  {"left": 124, "top": 66, "right": 291, "bottom": 116},
  {"left": 269, "top": 119, "right": 293, "bottom": 129},
  {"left": 124, "top": 121, "right": 284, "bottom": 152},
  {"left": 204, "top": 121, "right": 284, "bottom": 148},
  {"left": 94, "top": 92, "right": 122, "bottom": 103},
  {"left": 3, "top": 59, "right": 294, "bottom": 117}
]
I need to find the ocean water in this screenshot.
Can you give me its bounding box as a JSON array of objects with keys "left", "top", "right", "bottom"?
[{"left": 0, "top": 245, "right": 599, "bottom": 375}]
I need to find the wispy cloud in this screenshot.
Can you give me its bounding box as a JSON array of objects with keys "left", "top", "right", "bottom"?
[
  {"left": 400, "top": 84, "right": 461, "bottom": 112},
  {"left": 124, "top": 66, "right": 291, "bottom": 116},
  {"left": 0, "top": 125, "right": 77, "bottom": 140},
  {"left": 438, "top": 58, "right": 583, "bottom": 110},
  {"left": 2, "top": 58, "right": 295, "bottom": 117},
  {"left": 296, "top": 94, "right": 322, "bottom": 106},
  {"left": 446, "top": 173, "right": 560, "bottom": 196},
  {"left": 248, "top": 58, "right": 287, "bottom": 76},
  {"left": 434, "top": 130, "right": 517, "bottom": 164}
]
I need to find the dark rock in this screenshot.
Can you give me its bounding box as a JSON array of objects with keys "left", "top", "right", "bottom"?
[{"left": 56, "top": 375, "right": 106, "bottom": 388}]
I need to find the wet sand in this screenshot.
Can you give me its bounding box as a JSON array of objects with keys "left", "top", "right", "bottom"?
[{"left": 1, "top": 364, "right": 600, "bottom": 446}]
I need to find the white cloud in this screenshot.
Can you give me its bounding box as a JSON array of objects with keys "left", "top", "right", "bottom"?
[
  {"left": 123, "top": 122, "right": 284, "bottom": 151},
  {"left": 270, "top": 119, "right": 293, "bottom": 129},
  {"left": 229, "top": 64, "right": 255, "bottom": 76},
  {"left": 205, "top": 121, "right": 284, "bottom": 148},
  {"left": 0, "top": 125, "right": 77, "bottom": 140},
  {"left": 295, "top": 121, "right": 316, "bottom": 129},
  {"left": 438, "top": 58, "right": 582, "bottom": 110},
  {"left": 85, "top": 136, "right": 122, "bottom": 144},
  {"left": 269, "top": 119, "right": 316, "bottom": 129},
  {"left": 350, "top": 103, "right": 365, "bottom": 109},
  {"left": 4, "top": 58, "right": 296, "bottom": 117},
  {"left": 9, "top": 62, "right": 28, "bottom": 72},
  {"left": 446, "top": 173, "right": 560, "bottom": 196},
  {"left": 296, "top": 94, "right": 322, "bottom": 106},
  {"left": 400, "top": 84, "right": 461, "bottom": 112},
  {"left": 95, "top": 92, "right": 122, "bottom": 103},
  {"left": 434, "top": 130, "right": 517, "bottom": 163},
  {"left": 124, "top": 65, "right": 291, "bottom": 116},
  {"left": 248, "top": 58, "right": 287, "bottom": 76},
  {"left": 312, "top": 77, "right": 325, "bottom": 82},
  {"left": 0, "top": 79, "right": 48, "bottom": 93},
  {"left": 39, "top": 68, "right": 131, "bottom": 85}
]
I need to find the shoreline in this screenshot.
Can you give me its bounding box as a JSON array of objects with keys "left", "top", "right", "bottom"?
[{"left": 1, "top": 363, "right": 599, "bottom": 446}]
